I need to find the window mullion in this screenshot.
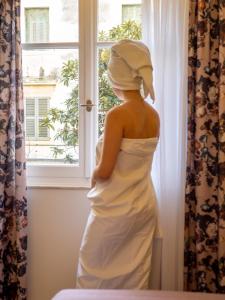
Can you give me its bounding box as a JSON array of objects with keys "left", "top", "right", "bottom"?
[
  {"left": 80, "top": 0, "right": 98, "bottom": 178},
  {"left": 22, "top": 42, "right": 79, "bottom": 50},
  {"left": 35, "top": 97, "right": 38, "bottom": 140}
]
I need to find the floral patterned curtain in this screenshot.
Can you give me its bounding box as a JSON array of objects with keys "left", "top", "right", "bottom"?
[
  {"left": 0, "top": 1, "right": 27, "bottom": 299},
  {"left": 184, "top": 0, "right": 225, "bottom": 293}
]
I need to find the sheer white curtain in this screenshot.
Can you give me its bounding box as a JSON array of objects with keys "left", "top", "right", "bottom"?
[{"left": 143, "top": 0, "right": 189, "bottom": 290}]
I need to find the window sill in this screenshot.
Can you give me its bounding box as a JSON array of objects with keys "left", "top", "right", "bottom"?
[{"left": 27, "top": 176, "right": 91, "bottom": 189}]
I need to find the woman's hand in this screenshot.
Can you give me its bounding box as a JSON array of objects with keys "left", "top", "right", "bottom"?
[
  {"left": 91, "top": 168, "right": 99, "bottom": 188},
  {"left": 91, "top": 173, "right": 97, "bottom": 188},
  {"left": 94, "top": 108, "right": 123, "bottom": 179}
]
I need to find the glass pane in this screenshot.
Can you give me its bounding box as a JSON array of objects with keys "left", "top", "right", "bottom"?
[
  {"left": 21, "top": 0, "right": 79, "bottom": 43},
  {"left": 98, "top": 0, "right": 142, "bottom": 42},
  {"left": 23, "top": 49, "right": 79, "bottom": 165}
]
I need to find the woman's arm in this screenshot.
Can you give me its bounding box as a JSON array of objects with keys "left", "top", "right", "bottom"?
[{"left": 91, "top": 108, "right": 123, "bottom": 187}]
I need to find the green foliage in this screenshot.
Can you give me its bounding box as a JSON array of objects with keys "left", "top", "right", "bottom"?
[
  {"left": 41, "top": 60, "right": 79, "bottom": 163},
  {"left": 98, "top": 20, "right": 141, "bottom": 41},
  {"left": 42, "top": 20, "right": 141, "bottom": 162}
]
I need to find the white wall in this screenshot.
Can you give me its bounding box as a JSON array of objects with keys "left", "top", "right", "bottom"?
[{"left": 27, "top": 188, "right": 90, "bottom": 300}]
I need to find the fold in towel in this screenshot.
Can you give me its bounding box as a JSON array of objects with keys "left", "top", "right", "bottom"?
[
  {"left": 107, "top": 39, "right": 155, "bottom": 101},
  {"left": 76, "top": 138, "right": 159, "bottom": 289}
]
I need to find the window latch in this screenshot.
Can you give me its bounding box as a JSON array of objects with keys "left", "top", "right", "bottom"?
[{"left": 80, "top": 99, "right": 95, "bottom": 112}]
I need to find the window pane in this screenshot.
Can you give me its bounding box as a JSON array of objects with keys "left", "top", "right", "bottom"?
[
  {"left": 98, "top": 0, "right": 142, "bottom": 42},
  {"left": 23, "top": 49, "right": 79, "bottom": 165},
  {"left": 21, "top": 0, "right": 79, "bottom": 43}
]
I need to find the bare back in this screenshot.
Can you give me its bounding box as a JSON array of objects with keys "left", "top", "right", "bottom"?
[{"left": 116, "top": 100, "right": 160, "bottom": 139}]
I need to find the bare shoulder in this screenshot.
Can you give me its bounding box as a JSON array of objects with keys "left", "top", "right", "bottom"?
[
  {"left": 106, "top": 101, "right": 160, "bottom": 126},
  {"left": 104, "top": 106, "right": 125, "bottom": 129},
  {"left": 145, "top": 102, "right": 160, "bottom": 123},
  {"left": 106, "top": 105, "right": 125, "bottom": 120}
]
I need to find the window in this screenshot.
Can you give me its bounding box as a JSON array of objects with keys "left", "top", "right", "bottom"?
[
  {"left": 25, "top": 97, "right": 49, "bottom": 140},
  {"left": 21, "top": 0, "right": 142, "bottom": 187},
  {"left": 25, "top": 8, "right": 49, "bottom": 43},
  {"left": 122, "top": 4, "right": 141, "bottom": 23}
]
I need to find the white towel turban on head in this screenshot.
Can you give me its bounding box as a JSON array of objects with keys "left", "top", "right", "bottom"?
[{"left": 107, "top": 39, "right": 155, "bottom": 101}]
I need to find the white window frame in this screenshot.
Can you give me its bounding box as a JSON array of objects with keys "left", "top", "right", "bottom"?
[
  {"left": 22, "top": 0, "right": 144, "bottom": 188},
  {"left": 22, "top": 1, "right": 95, "bottom": 188}
]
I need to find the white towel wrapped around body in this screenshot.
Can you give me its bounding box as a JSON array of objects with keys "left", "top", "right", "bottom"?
[{"left": 76, "top": 137, "right": 159, "bottom": 289}]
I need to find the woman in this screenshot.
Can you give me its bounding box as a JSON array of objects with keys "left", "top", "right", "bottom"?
[{"left": 76, "top": 39, "right": 160, "bottom": 289}]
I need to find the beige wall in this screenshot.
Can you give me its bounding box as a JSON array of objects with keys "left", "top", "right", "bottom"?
[{"left": 27, "top": 188, "right": 90, "bottom": 300}]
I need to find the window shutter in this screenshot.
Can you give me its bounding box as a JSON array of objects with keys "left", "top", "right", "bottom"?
[
  {"left": 38, "top": 22, "right": 44, "bottom": 42},
  {"left": 38, "top": 98, "right": 48, "bottom": 116},
  {"left": 38, "top": 98, "right": 49, "bottom": 138},
  {"left": 26, "top": 119, "right": 35, "bottom": 138},
  {"left": 122, "top": 5, "right": 141, "bottom": 23},
  {"left": 38, "top": 120, "right": 48, "bottom": 138},
  {"left": 25, "top": 98, "right": 35, "bottom": 138},
  {"left": 32, "top": 22, "right": 37, "bottom": 42},
  {"left": 26, "top": 8, "right": 49, "bottom": 43},
  {"left": 26, "top": 98, "right": 35, "bottom": 116},
  {"left": 35, "top": 20, "right": 47, "bottom": 42}
]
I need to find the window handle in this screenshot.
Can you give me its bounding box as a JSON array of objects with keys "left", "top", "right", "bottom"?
[{"left": 80, "top": 99, "right": 95, "bottom": 112}]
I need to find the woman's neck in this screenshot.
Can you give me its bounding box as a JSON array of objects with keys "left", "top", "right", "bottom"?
[{"left": 122, "top": 90, "right": 144, "bottom": 102}]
